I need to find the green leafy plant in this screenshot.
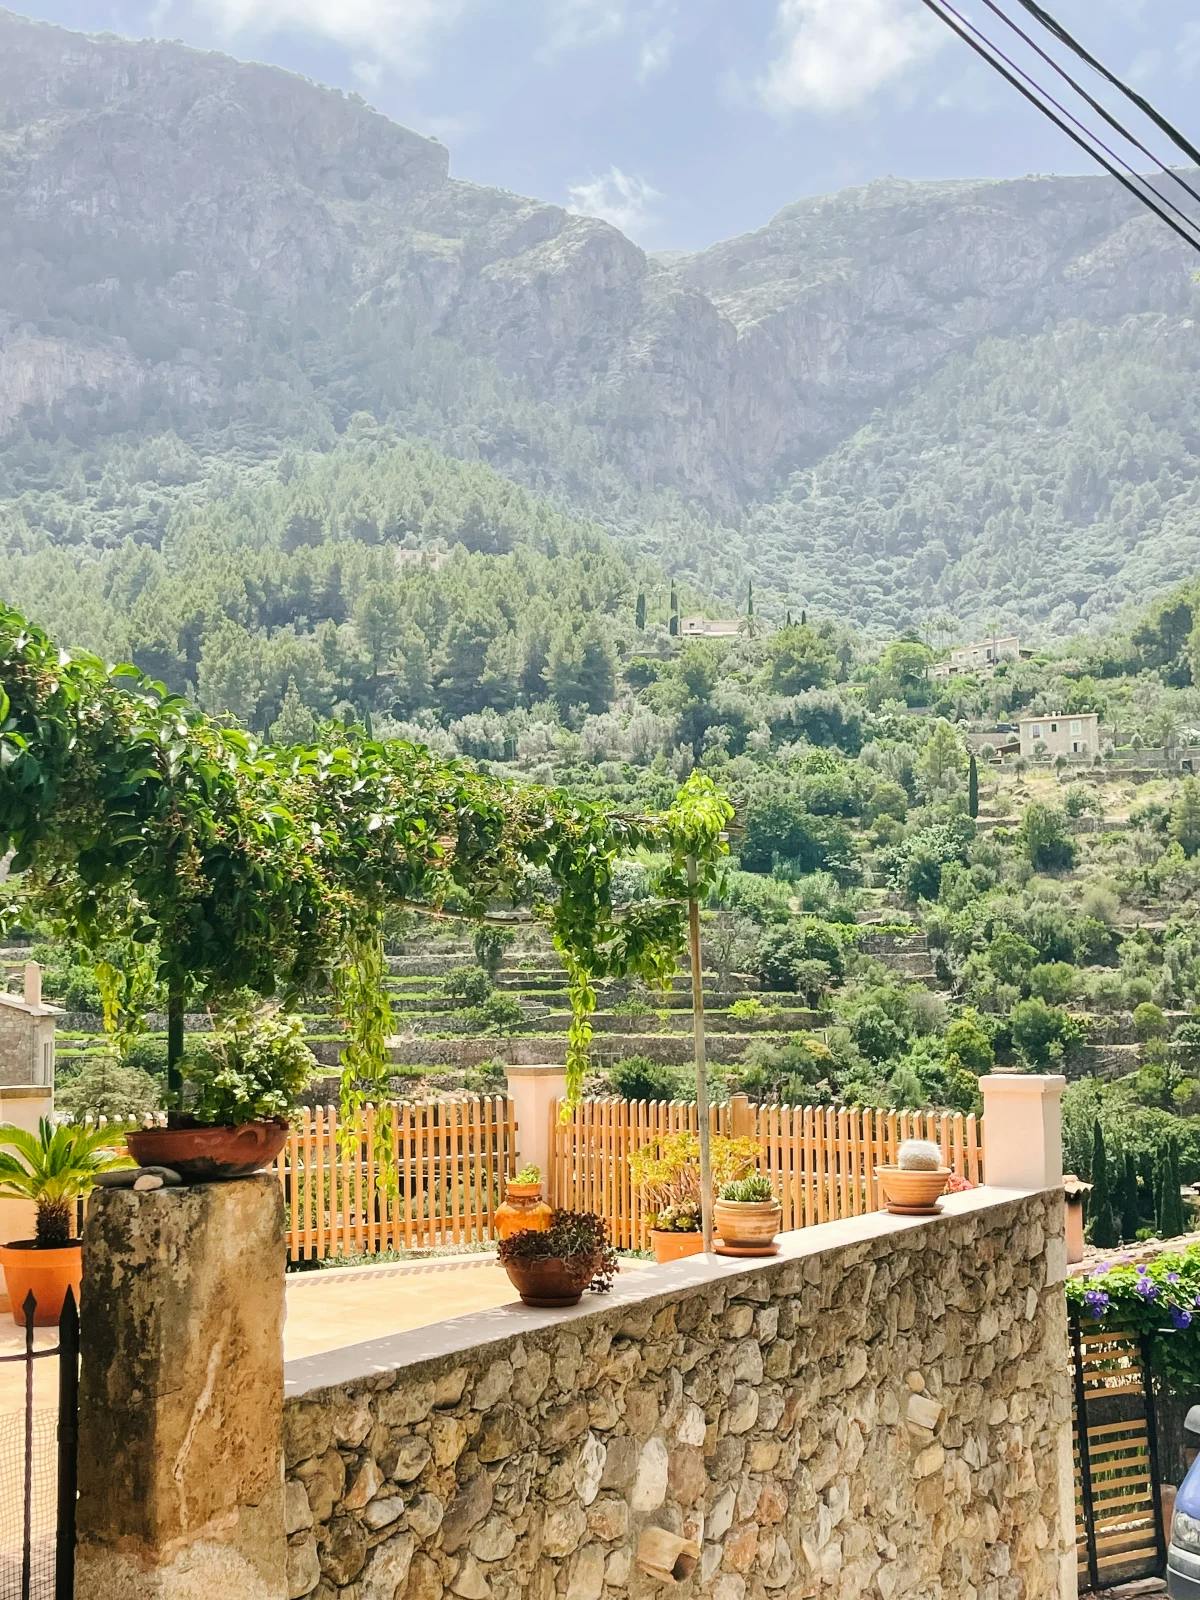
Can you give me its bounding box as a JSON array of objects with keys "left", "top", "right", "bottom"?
[
  {"left": 628, "top": 1130, "right": 759, "bottom": 1230},
  {"left": 1067, "top": 1243, "right": 1200, "bottom": 1387},
  {"left": 513, "top": 1163, "right": 541, "bottom": 1185},
  {"left": 173, "top": 1011, "right": 315, "bottom": 1126},
  {"left": 0, "top": 1118, "right": 133, "bottom": 1247},
  {"left": 496, "top": 1208, "right": 617, "bottom": 1292},
  {"left": 718, "top": 1174, "right": 775, "bottom": 1203}
]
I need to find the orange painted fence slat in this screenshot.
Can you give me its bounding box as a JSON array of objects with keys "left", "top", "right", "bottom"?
[
  {"left": 275, "top": 1097, "right": 517, "bottom": 1264},
  {"left": 549, "top": 1097, "right": 985, "bottom": 1249}
]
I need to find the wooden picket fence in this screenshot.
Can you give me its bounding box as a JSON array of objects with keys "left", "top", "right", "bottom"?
[
  {"left": 547, "top": 1095, "right": 984, "bottom": 1250},
  {"left": 275, "top": 1098, "right": 518, "bottom": 1262}
]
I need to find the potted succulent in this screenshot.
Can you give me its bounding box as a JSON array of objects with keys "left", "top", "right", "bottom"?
[
  {"left": 127, "top": 1010, "right": 314, "bottom": 1180},
  {"left": 495, "top": 1163, "right": 554, "bottom": 1241},
  {"left": 629, "top": 1131, "right": 759, "bottom": 1264},
  {"left": 498, "top": 1209, "right": 618, "bottom": 1307},
  {"left": 714, "top": 1174, "right": 782, "bottom": 1256},
  {"left": 0, "top": 1117, "right": 133, "bottom": 1324},
  {"left": 875, "top": 1138, "right": 951, "bottom": 1216}
]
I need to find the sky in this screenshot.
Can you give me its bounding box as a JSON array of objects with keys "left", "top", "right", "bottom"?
[{"left": 17, "top": 0, "right": 1200, "bottom": 251}]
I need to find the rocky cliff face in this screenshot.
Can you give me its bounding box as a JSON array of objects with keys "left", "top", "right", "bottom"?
[{"left": 0, "top": 7, "right": 1194, "bottom": 520}]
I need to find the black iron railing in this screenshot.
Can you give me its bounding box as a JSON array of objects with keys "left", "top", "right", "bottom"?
[{"left": 0, "top": 1291, "right": 78, "bottom": 1600}]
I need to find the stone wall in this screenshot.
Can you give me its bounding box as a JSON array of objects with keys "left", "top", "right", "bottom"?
[{"left": 282, "top": 1188, "right": 1071, "bottom": 1600}]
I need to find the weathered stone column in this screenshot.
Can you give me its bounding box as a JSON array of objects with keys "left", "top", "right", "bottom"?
[
  {"left": 505, "top": 1063, "right": 567, "bottom": 1192},
  {"left": 74, "top": 1176, "right": 286, "bottom": 1600}
]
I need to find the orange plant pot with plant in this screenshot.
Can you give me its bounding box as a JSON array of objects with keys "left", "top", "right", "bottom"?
[{"left": 629, "top": 1129, "right": 761, "bottom": 1262}]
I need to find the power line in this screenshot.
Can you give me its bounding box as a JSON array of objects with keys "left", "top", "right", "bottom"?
[
  {"left": 1010, "top": 0, "right": 1200, "bottom": 172},
  {"left": 935, "top": 0, "right": 1200, "bottom": 239},
  {"left": 916, "top": 0, "right": 1200, "bottom": 258},
  {"left": 976, "top": 0, "right": 1200, "bottom": 213}
]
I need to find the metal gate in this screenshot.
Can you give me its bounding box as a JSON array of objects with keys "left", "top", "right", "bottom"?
[
  {"left": 1071, "top": 1314, "right": 1166, "bottom": 1591},
  {"left": 0, "top": 1292, "right": 78, "bottom": 1600}
]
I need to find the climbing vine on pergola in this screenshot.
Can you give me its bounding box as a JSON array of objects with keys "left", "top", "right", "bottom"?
[{"left": 0, "top": 605, "right": 731, "bottom": 1110}]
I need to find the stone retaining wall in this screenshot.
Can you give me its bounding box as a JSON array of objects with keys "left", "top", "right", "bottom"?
[{"left": 283, "top": 1188, "right": 1070, "bottom": 1600}]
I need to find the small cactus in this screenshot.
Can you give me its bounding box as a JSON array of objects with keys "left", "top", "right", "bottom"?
[{"left": 897, "top": 1139, "right": 943, "bottom": 1172}]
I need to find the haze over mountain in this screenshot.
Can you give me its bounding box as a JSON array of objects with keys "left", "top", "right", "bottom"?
[{"left": 1, "top": 5, "right": 1199, "bottom": 642}]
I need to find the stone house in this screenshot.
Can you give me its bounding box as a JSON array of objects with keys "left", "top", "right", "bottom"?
[
  {"left": 932, "top": 634, "right": 1028, "bottom": 681},
  {"left": 0, "top": 961, "right": 57, "bottom": 1088},
  {"left": 1018, "top": 712, "right": 1100, "bottom": 760}
]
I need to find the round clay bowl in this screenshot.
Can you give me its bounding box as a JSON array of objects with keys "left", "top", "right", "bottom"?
[
  {"left": 0, "top": 1240, "right": 82, "bottom": 1325},
  {"left": 502, "top": 1256, "right": 596, "bottom": 1307},
  {"left": 875, "top": 1166, "right": 951, "bottom": 1215},
  {"left": 650, "top": 1229, "right": 705, "bottom": 1264},
  {"left": 713, "top": 1199, "right": 782, "bottom": 1253},
  {"left": 127, "top": 1120, "right": 288, "bottom": 1180}
]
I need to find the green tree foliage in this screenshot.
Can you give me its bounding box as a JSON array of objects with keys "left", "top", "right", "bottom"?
[
  {"left": 764, "top": 624, "right": 836, "bottom": 695},
  {"left": 1171, "top": 777, "right": 1200, "bottom": 858},
  {"left": 967, "top": 753, "right": 979, "bottom": 819},
  {"left": 1018, "top": 803, "right": 1076, "bottom": 873},
  {"left": 1087, "top": 1121, "right": 1119, "bottom": 1249}
]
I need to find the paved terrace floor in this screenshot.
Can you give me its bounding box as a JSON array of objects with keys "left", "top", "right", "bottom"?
[{"left": 1, "top": 1250, "right": 650, "bottom": 1411}]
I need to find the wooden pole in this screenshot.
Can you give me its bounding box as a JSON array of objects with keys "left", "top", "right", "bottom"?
[{"left": 687, "top": 856, "right": 715, "bottom": 1254}]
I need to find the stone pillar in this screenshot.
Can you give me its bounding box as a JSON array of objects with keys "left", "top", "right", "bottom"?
[
  {"left": 981, "top": 1073, "right": 1065, "bottom": 1191},
  {"left": 0, "top": 1083, "right": 54, "bottom": 1304},
  {"left": 74, "top": 1176, "right": 286, "bottom": 1600},
  {"left": 505, "top": 1063, "right": 567, "bottom": 1194}
]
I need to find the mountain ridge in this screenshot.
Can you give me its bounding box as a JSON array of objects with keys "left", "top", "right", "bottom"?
[{"left": 1, "top": 7, "right": 1199, "bottom": 635}]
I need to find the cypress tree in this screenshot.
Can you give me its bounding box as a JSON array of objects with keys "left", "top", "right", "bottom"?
[
  {"left": 967, "top": 753, "right": 979, "bottom": 819},
  {"left": 1120, "top": 1151, "right": 1140, "bottom": 1243},
  {"left": 1087, "top": 1121, "right": 1119, "bottom": 1247},
  {"left": 1159, "top": 1137, "right": 1187, "bottom": 1238},
  {"left": 1138, "top": 1150, "right": 1157, "bottom": 1220},
  {"left": 785, "top": 609, "right": 793, "bottom": 627},
  {"left": 635, "top": 590, "right": 646, "bottom": 631},
  {"left": 747, "top": 579, "right": 754, "bottom": 620},
  {"left": 668, "top": 582, "right": 679, "bottom": 638},
  {"left": 800, "top": 608, "right": 807, "bottom": 626}
]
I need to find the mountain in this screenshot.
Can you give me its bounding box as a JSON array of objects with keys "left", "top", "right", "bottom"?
[{"left": 1, "top": 6, "right": 1199, "bottom": 637}]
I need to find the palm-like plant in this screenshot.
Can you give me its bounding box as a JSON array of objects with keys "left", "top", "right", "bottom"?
[{"left": 0, "top": 1118, "right": 133, "bottom": 1247}]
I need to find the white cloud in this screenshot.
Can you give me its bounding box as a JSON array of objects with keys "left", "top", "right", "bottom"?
[
  {"left": 758, "top": 0, "right": 944, "bottom": 116},
  {"left": 539, "top": 0, "right": 676, "bottom": 77},
  {"left": 164, "top": 0, "right": 467, "bottom": 74},
  {"left": 566, "top": 166, "right": 660, "bottom": 238}
]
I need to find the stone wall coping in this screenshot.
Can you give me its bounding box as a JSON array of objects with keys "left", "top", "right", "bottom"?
[
  {"left": 284, "top": 1184, "right": 1042, "bottom": 1401},
  {"left": 980, "top": 1072, "right": 1066, "bottom": 1098},
  {"left": 0, "top": 1083, "right": 54, "bottom": 1100},
  {"left": 503, "top": 1063, "right": 566, "bottom": 1078}
]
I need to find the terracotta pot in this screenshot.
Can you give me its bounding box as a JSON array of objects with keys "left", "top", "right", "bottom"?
[
  {"left": 502, "top": 1254, "right": 598, "bottom": 1307},
  {"left": 875, "top": 1165, "right": 951, "bottom": 1216},
  {"left": 0, "top": 1239, "right": 82, "bottom": 1326},
  {"left": 650, "top": 1228, "right": 705, "bottom": 1264},
  {"left": 127, "top": 1120, "right": 288, "bottom": 1180},
  {"left": 713, "top": 1198, "right": 782, "bottom": 1254},
  {"left": 495, "top": 1182, "right": 554, "bottom": 1242}
]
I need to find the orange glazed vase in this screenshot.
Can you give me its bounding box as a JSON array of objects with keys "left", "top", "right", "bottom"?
[{"left": 495, "top": 1181, "right": 553, "bottom": 1242}]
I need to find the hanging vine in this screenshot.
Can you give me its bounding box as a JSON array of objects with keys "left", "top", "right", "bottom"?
[{"left": 0, "top": 604, "right": 733, "bottom": 1119}]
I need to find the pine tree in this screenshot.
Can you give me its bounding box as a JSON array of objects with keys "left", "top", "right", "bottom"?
[
  {"left": 635, "top": 590, "right": 646, "bottom": 631},
  {"left": 1086, "top": 1121, "right": 1119, "bottom": 1247},
  {"left": 668, "top": 582, "right": 679, "bottom": 638},
  {"left": 1120, "top": 1151, "right": 1140, "bottom": 1243},
  {"left": 967, "top": 753, "right": 979, "bottom": 819},
  {"left": 270, "top": 676, "right": 317, "bottom": 744}
]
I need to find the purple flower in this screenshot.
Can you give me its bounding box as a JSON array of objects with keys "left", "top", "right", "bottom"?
[
  {"left": 1084, "top": 1289, "right": 1111, "bottom": 1318},
  {"left": 1135, "top": 1277, "right": 1160, "bottom": 1300},
  {"left": 1171, "top": 1305, "right": 1193, "bottom": 1331},
  {"left": 1168, "top": 1272, "right": 1181, "bottom": 1284},
  {"left": 1193, "top": 1292, "right": 1200, "bottom": 1307},
  {"left": 1137, "top": 1264, "right": 1149, "bottom": 1274}
]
